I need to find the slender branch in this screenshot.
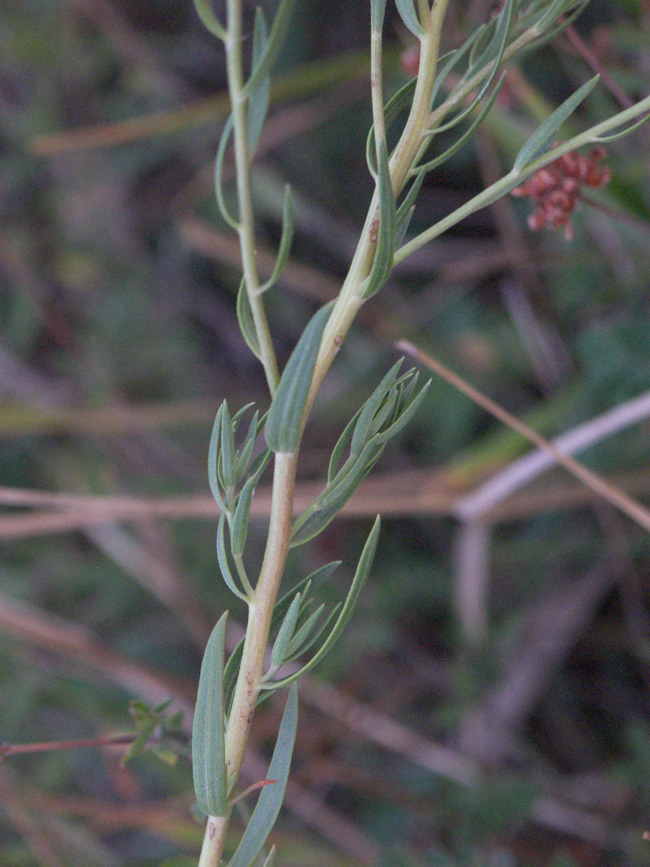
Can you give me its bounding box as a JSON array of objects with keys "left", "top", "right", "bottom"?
[
  {"left": 225, "top": 0, "right": 279, "bottom": 394},
  {"left": 399, "top": 341, "right": 650, "bottom": 534}
]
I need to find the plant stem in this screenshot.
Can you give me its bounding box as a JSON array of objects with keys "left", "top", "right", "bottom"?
[
  {"left": 225, "top": 0, "right": 279, "bottom": 395},
  {"left": 198, "top": 3, "right": 454, "bottom": 864},
  {"left": 198, "top": 453, "right": 298, "bottom": 866}
]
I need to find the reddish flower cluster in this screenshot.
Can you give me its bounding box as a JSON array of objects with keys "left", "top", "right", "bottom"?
[{"left": 511, "top": 146, "right": 612, "bottom": 240}]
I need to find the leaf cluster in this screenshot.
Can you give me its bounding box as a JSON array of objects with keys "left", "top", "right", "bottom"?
[{"left": 123, "top": 698, "right": 184, "bottom": 767}]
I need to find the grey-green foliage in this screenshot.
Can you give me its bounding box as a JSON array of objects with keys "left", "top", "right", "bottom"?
[
  {"left": 191, "top": 0, "right": 650, "bottom": 859},
  {"left": 291, "top": 361, "right": 430, "bottom": 546},
  {"left": 192, "top": 613, "right": 228, "bottom": 817}
]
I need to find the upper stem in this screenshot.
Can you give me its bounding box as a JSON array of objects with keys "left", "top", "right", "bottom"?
[{"left": 225, "top": 0, "right": 280, "bottom": 395}]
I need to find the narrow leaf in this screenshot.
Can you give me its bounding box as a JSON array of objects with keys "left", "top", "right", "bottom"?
[
  {"left": 193, "top": 0, "right": 227, "bottom": 40},
  {"left": 360, "top": 141, "right": 396, "bottom": 299},
  {"left": 248, "top": 9, "right": 271, "bottom": 155},
  {"left": 235, "top": 410, "right": 260, "bottom": 481},
  {"left": 270, "top": 593, "right": 302, "bottom": 671},
  {"left": 350, "top": 360, "right": 403, "bottom": 457},
  {"left": 513, "top": 75, "right": 600, "bottom": 172},
  {"left": 286, "top": 603, "right": 328, "bottom": 658},
  {"left": 266, "top": 518, "right": 381, "bottom": 688},
  {"left": 228, "top": 685, "right": 299, "bottom": 867},
  {"left": 418, "top": 74, "right": 505, "bottom": 174},
  {"left": 366, "top": 77, "right": 417, "bottom": 177},
  {"left": 395, "top": 0, "right": 425, "bottom": 37},
  {"left": 219, "top": 402, "right": 237, "bottom": 490},
  {"left": 230, "top": 476, "right": 256, "bottom": 558},
  {"left": 217, "top": 513, "right": 249, "bottom": 602},
  {"left": 374, "top": 379, "right": 431, "bottom": 444},
  {"left": 215, "top": 116, "right": 240, "bottom": 230},
  {"left": 192, "top": 612, "right": 228, "bottom": 818},
  {"left": 242, "top": 0, "right": 297, "bottom": 100},
  {"left": 265, "top": 303, "right": 332, "bottom": 453},
  {"left": 223, "top": 562, "right": 340, "bottom": 714},
  {"left": 208, "top": 406, "right": 225, "bottom": 509},
  {"left": 237, "top": 278, "right": 262, "bottom": 360},
  {"left": 262, "top": 847, "right": 276, "bottom": 867},
  {"left": 260, "top": 186, "right": 294, "bottom": 293}
]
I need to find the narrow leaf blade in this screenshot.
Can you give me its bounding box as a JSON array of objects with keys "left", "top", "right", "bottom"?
[
  {"left": 395, "top": 0, "right": 425, "bottom": 37},
  {"left": 228, "top": 685, "right": 299, "bottom": 867},
  {"left": 265, "top": 303, "right": 332, "bottom": 453},
  {"left": 513, "top": 75, "right": 600, "bottom": 172},
  {"left": 192, "top": 612, "right": 229, "bottom": 818}
]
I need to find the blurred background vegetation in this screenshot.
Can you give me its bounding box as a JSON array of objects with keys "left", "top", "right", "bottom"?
[{"left": 2, "top": 0, "right": 650, "bottom": 865}]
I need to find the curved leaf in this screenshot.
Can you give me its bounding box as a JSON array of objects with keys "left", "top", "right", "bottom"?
[
  {"left": 395, "top": 0, "right": 425, "bottom": 37},
  {"left": 513, "top": 75, "right": 599, "bottom": 172}
]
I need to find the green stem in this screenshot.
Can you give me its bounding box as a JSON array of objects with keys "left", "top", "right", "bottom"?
[
  {"left": 198, "top": 453, "right": 298, "bottom": 866},
  {"left": 225, "top": 0, "right": 279, "bottom": 395}
]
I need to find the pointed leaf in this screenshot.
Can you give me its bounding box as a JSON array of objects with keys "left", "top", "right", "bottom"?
[
  {"left": 350, "top": 360, "right": 403, "bottom": 457},
  {"left": 374, "top": 378, "right": 431, "bottom": 444},
  {"left": 237, "top": 278, "right": 262, "bottom": 360},
  {"left": 208, "top": 406, "right": 225, "bottom": 509},
  {"left": 265, "top": 303, "right": 332, "bottom": 453},
  {"left": 266, "top": 518, "right": 381, "bottom": 688},
  {"left": 236, "top": 410, "right": 260, "bottom": 481},
  {"left": 395, "top": 0, "right": 424, "bottom": 37},
  {"left": 228, "top": 685, "right": 299, "bottom": 867},
  {"left": 262, "top": 846, "right": 276, "bottom": 867},
  {"left": 242, "top": 0, "right": 297, "bottom": 100},
  {"left": 270, "top": 593, "right": 302, "bottom": 671},
  {"left": 230, "top": 476, "right": 256, "bottom": 558},
  {"left": 260, "top": 185, "right": 294, "bottom": 293},
  {"left": 193, "top": 612, "right": 228, "bottom": 818},
  {"left": 360, "top": 141, "right": 396, "bottom": 299},
  {"left": 215, "top": 116, "right": 240, "bottom": 230},
  {"left": 217, "top": 513, "right": 249, "bottom": 602},
  {"left": 248, "top": 9, "right": 271, "bottom": 154},
  {"left": 193, "top": 0, "right": 227, "bottom": 40},
  {"left": 513, "top": 75, "right": 600, "bottom": 172}
]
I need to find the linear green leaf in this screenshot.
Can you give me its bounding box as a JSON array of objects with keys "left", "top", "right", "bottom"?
[
  {"left": 264, "top": 518, "right": 381, "bottom": 689},
  {"left": 350, "top": 360, "right": 403, "bottom": 457},
  {"left": 192, "top": 612, "right": 228, "bottom": 818},
  {"left": 395, "top": 0, "right": 425, "bottom": 37},
  {"left": 360, "top": 141, "right": 396, "bottom": 299},
  {"left": 214, "top": 116, "right": 239, "bottom": 230},
  {"left": 270, "top": 593, "right": 302, "bottom": 671},
  {"left": 193, "top": 0, "right": 227, "bottom": 40},
  {"left": 227, "top": 685, "right": 298, "bottom": 867},
  {"left": 248, "top": 8, "right": 270, "bottom": 155},
  {"left": 207, "top": 405, "right": 225, "bottom": 509},
  {"left": 513, "top": 75, "right": 599, "bottom": 172},
  {"left": 235, "top": 410, "right": 260, "bottom": 481},
  {"left": 265, "top": 303, "right": 332, "bottom": 453},
  {"left": 237, "top": 278, "right": 262, "bottom": 360},
  {"left": 217, "top": 513, "right": 249, "bottom": 602},
  {"left": 260, "top": 185, "right": 294, "bottom": 293},
  {"left": 230, "top": 476, "right": 256, "bottom": 558},
  {"left": 219, "top": 402, "right": 237, "bottom": 490},
  {"left": 241, "top": 0, "right": 298, "bottom": 100},
  {"left": 223, "top": 562, "right": 340, "bottom": 715}
]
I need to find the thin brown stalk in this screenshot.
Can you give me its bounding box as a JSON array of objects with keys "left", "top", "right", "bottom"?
[{"left": 398, "top": 340, "right": 650, "bottom": 532}]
